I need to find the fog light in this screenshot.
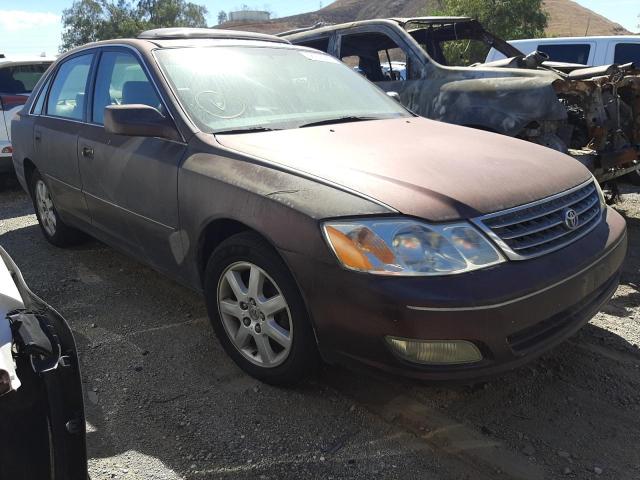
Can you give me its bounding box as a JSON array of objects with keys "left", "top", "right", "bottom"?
[
  {"left": 1, "top": 146, "right": 12, "bottom": 154},
  {"left": 386, "top": 337, "right": 482, "bottom": 365}
]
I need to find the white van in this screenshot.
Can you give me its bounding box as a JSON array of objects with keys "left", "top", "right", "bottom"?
[{"left": 486, "top": 36, "right": 640, "bottom": 67}]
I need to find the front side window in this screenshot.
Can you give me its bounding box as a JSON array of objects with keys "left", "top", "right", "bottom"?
[
  {"left": 0, "top": 63, "right": 51, "bottom": 94},
  {"left": 46, "top": 54, "right": 93, "bottom": 120},
  {"left": 155, "top": 46, "right": 408, "bottom": 133},
  {"left": 537, "top": 44, "right": 591, "bottom": 65},
  {"left": 614, "top": 43, "right": 640, "bottom": 66},
  {"left": 92, "top": 51, "right": 163, "bottom": 125},
  {"left": 340, "top": 33, "right": 409, "bottom": 82}
]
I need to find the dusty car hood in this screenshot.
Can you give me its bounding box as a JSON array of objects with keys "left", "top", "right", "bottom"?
[{"left": 215, "top": 117, "right": 591, "bottom": 221}]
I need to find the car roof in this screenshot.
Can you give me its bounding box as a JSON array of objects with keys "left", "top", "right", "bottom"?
[
  {"left": 283, "top": 16, "right": 474, "bottom": 40},
  {"left": 55, "top": 28, "right": 293, "bottom": 61},
  {"left": 137, "top": 27, "right": 289, "bottom": 44}
]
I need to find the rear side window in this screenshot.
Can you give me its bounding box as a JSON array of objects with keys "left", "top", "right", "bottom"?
[
  {"left": 537, "top": 44, "right": 591, "bottom": 65},
  {"left": 46, "top": 54, "right": 93, "bottom": 120},
  {"left": 92, "top": 51, "right": 162, "bottom": 125},
  {"left": 614, "top": 43, "right": 640, "bottom": 66},
  {"left": 0, "top": 63, "right": 50, "bottom": 94},
  {"left": 31, "top": 75, "right": 52, "bottom": 115}
]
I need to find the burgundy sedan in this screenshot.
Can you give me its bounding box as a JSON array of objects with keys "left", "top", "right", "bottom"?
[{"left": 11, "top": 28, "right": 626, "bottom": 384}]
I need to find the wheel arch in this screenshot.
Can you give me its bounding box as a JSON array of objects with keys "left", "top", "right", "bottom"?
[
  {"left": 22, "top": 158, "right": 37, "bottom": 191},
  {"left": 196, "top": 217, "right": 322, "bottom": 348}
]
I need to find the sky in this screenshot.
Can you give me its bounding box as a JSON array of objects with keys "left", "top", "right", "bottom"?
[{"left": 0, "top": 0, "right": 637, "bottom": 56}]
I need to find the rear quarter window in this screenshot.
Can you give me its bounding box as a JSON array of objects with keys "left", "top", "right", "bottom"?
[
  {"left": 614, "top": 43, "right": 640, "bottom": 66},
  {"left": 537, "top": 44, "right": 591, "bottom": 65}
]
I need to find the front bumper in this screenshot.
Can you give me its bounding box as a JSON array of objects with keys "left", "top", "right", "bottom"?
[{"left": 284, "top": 207, "right": 627, "bottom": 381}]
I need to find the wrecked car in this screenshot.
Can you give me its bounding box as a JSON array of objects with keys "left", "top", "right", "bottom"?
[
  {"left": 284, "top": 17, "right": 640, "bottom": 184},
  {"left": 0, "top": 246, "right": 87, "bottom": 479}
]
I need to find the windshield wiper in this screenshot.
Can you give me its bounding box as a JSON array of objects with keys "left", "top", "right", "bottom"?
[
  {"left": 215, "top": 126, "right": 281, "bottom": 135},
  {"left": 298, "top": 116, "right": 380, "bottom": 128}
]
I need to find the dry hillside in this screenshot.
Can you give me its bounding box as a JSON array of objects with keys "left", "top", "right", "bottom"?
[{"left": 221, "top": 0, "right": 631, "bottom": 37}]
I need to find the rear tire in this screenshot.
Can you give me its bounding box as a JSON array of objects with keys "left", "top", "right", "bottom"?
[
  {"left": 29, "top": 170, "right": 86, "bottom": 247},
  {"left": 204, "top": 231, "right": 319, "bottom": 385}
]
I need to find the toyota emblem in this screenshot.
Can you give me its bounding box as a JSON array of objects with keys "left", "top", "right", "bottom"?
[{"left": 563, "top": 208, "right": 579, "bottom": 230}]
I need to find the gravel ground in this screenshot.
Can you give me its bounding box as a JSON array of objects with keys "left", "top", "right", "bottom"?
[{"left": 1, "top": 175, "right": 639, "bottom": 479}]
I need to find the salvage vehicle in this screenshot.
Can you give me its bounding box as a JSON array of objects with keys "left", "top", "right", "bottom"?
[
  {"left": 485, "top": 34, "right": 640, "bottom": 186},
  {"left": 11, "top": 28, "right": 627, "bottom": 385},
  {"left": 283, "top": 17, "right": 640, "bottom": 186},
  {"left": 0, "top": 246, "right": 87, "bottom": 479},
  {"left": 0, "top": 54, "right": 53, "bottom": 174}
]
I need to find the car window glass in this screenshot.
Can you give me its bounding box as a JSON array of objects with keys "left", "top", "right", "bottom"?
[
  {"left": 0, "top": 63, "right": 50, "bottom": 94},
  {"left": 299, "top": 37, "right": 330, "bottom": 53},
  {"left": 537, "top": 44, "right": 591, "bottom": 64},
  {"left": 340, "top": 32, "right": 409, "bottom": 82},
  {"left": 92, "top": 51, "right": 163, "bottom": 125},
  {"left": 614, "top": 43, "right": 640, "bottom": 66},
  {"left": 46, "top": 54, "right": 93, "bottom": 120},
  {"left": 31, "top": 75, "right": 52, "bottom": 115}
]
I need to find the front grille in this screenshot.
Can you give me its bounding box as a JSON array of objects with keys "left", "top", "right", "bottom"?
[{"left": 474, "top": 180, "right": 603, "bottom": 260}]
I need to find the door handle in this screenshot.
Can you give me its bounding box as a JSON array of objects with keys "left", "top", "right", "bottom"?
[
  {"left": 81, "top": 146, "right": 94, "bottom": 158},
  {"left": 34, "top": 131, "right": 41, "bottom": 141}
]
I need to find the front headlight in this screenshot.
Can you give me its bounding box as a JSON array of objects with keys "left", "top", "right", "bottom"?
[{"left": 322, "top": 218, "right": 505, "bottom": 276}]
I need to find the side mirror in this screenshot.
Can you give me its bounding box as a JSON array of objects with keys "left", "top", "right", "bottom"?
[
  {"left": 104, "top": 104, "right": 181, "bottom": 142},
  {"left": 386, "top": 91, "right": 401, "bottom": 103}
]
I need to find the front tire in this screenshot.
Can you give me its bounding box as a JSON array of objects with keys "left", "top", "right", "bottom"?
[
  {"left": 204, "top": 232, "right": 318, "bottom": 385},
  {"left": 29, "top": 170, "right": 85, "bottom": 247}
]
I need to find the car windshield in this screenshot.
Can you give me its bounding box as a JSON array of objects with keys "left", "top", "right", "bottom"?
[
  {"left": 0, "top": 63, "right": 51, "bottom": 94},
  {"left": 154, "top": 45, "right": 410, "bottom": 133}
]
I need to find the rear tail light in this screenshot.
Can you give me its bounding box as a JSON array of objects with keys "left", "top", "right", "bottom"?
[{"left": 0, "top": 95, "right": 28, "bottom": 111}]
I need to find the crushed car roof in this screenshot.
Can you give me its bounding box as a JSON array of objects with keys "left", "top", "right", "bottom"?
[{"left": 282, "top": 17, "right": 475, "bottom": 39}]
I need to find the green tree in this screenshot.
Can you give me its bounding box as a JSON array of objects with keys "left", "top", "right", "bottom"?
[
  {"left": 137, "top": 0, "right": 207, "bottom": 28},
  {"left": 432, "top": 0, "right": 548, "bottom": 65},
  {"left": 61, "top": 0, "right": 208, "bottom": 51},
  {"left": 217, "top": 10, "right": 228, "bottom": 25}
]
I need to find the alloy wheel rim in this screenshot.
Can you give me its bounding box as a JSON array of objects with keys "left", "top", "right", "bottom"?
[
  {"left": 217, "top": 261, "right": 293, "bottom": 368},
  {"left": 35, "top": 180, "right": 56, "bottom": 237}
]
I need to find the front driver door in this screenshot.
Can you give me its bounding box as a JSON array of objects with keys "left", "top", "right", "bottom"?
[{"left": 78, "top": 48, "right": 186, "bottom": 274}]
